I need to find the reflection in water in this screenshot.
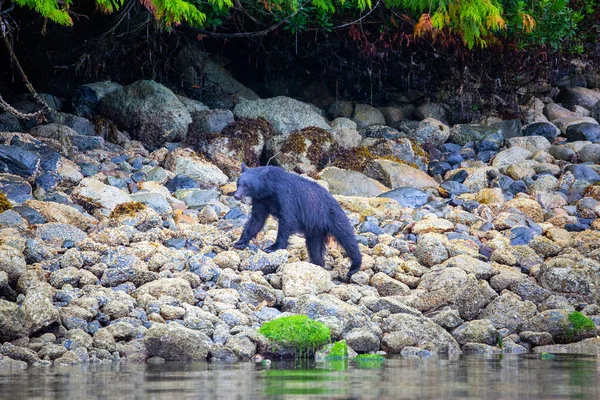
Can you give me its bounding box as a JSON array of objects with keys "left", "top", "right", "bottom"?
[{"left": 0, "top": 355, "right": 599, "bottom": 400}]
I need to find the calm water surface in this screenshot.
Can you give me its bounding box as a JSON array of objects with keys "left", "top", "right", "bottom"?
[{"left": 1, "top": 354, "right": 599, "bottom": 399}]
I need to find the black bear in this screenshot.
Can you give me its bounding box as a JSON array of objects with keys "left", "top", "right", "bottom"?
[{"left": 233, "top": 163, "right": 362, "bottom": 279}]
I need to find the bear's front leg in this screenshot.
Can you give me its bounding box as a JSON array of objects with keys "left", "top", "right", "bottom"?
[
  {"left": 234, "top": 202, "right": 268, "bottom": 249},
  {"left": 264, "top": 218, "right": 292, "bottom": 253}
]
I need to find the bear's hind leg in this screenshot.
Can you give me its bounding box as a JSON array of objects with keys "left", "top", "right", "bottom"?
[{"left": 306, "top": 234, "right": 326, "bottom": 267}]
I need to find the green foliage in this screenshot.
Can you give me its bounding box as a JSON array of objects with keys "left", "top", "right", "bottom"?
[
  {"left": 15, "top": 0, "right": 74, "bottom": 25},
  {"left": 9, "top": 0, "right": 599, "bottom": 53},
  {"left": 259, "top": 315, "right": 331, "bottom": 357}
]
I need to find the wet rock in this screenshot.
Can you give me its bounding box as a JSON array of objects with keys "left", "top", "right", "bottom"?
[
  {"left": 381, "top": 313, "right": 459, "bottom": 354},
  {"left": 532, "top": 337, "right": 600, "bottom": 355},
  {"left": 98, "top": 80, "right": 192, "bottom": 149},
  {"left": 0, "top": 146, "right": 39, "bottom": 178},
  {"left": 72, "top": 81, "right": 123, "bottom": 116},
  {"left": 0, "top": 174, "right": 33, "bottom": 204},
  {"left": 519, "top": 331, "right": 554, "bottom": 346},
  {"left": 521, "top": 122, "right": 560, "bottom": 142},
  {"left": 566, "top": 122, "right": 600, "bottom": 142},
  {"left": 225, "top": 336, "right": 256, "bottom": 360}
]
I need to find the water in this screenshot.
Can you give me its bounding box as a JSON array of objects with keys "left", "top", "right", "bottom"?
[{"left": 1, "top": 354, "right": 599, "bottom": 400}]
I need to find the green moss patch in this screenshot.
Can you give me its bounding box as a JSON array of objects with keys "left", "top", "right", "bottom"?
[
  {"left": 259, "top": 315, "right": 331, "bottom": 357},
  {"left": 325, "top": 340, "right": 349, "bottom": 361},
  {"left": 355, "top": 354, "right": 385, "bottom": 362},
  {"left": 109, "top": 201, "right": 146, "bottom": 219},
  {"left": 564, "top": 311, "right": 595, "bottom": 340},
  {"left": 0, "top": 191, "right": 12, "bottom": 213}
]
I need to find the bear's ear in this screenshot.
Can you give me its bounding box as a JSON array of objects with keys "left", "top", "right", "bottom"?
[{"left": 241, "top": 162, "right": 248, "bottom": 172}]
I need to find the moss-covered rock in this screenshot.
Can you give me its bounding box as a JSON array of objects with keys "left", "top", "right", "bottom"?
[{"left": 259, "top": 315, "right": 331, "bottom": 357}]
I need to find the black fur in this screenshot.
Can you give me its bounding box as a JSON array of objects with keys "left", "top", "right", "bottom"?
[{"left": 233, "top": 163, "right": 362, "bottom": 279}]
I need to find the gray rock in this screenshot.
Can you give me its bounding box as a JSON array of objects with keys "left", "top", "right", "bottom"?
[
  {"left": 566, "top": 122, "right": 600, "bottom": 142},
  {"left": 414, "top": 102, "right": 447, "bottom": 121},
  {"left": 0, "top": 112, "right": 23, "bottom": 132},
  {"left": 519, "top": 331, "right": 554, "bottom": 346},
  {"left": 292, "top": 294, "right": 371, "bottom": 335},
  {"left": 417, "top": 268, "right": 488, "bottom": 320},
  {"left": 0, "top": 245, "right": 26, "bottom": 285},
  {"left": 240, "top": 251, "right": 289, "bottom": 274},
  {"left": 164, "top": 149, "right": 228, "bottom": 187},
  {"left": 449, "top": 124, "right": 502, "bottom": 146},
  {"left": 37, "top": 223, "right": 87, "bottom": 245},
  {"left": 281, "top": 262, "right": 333, "bottom": 297},
  {"left": 344, "top": 328, "right": 381, "bottom": 353},
  {"left": 225, "top": 336, "right": 256, "bottom": 360},
  {"left": 532, "top": 337, "right": 600, "bottom": 355},
  {"left": 491, "top": 147, "right": 533, "bottom": 171},
  {"left": 130, "top": 192, "right": 172, "bottom": 215},
  {"left": 0, "top": 299, "right": 28, "bottom": 342},
  {"left": 365, "top": 160, "right": 438, "bottom": 190},
  {"left": 233, "top": 96, "right": 330, "bottom": 135},
  {"left": 378, "top": 187, "right": 428, "bottom": 208},
  {"left": 479, "top": 291, "right": 537, "bottom": 333},
  {"left": 72, "top": 177, "right": 131, "bottom": 214},
  {"left": 370, "top": 273, "right": 410, "bottom": 297},
  {"left": 328, "top": 101, "right": 354, "bottom": 119},
  {"left": 430, "top": 309, "right": 463, "bottom": 331},
  {"left": 537, "top": 256, "right": 600, "bottom": 305},
  {"left": 579, "top": 143, "right": 600, "bottom": 163},
  {"left": 188, "top": 109, "right": 234, "bottom": 136},
  {"left": 506, "top": 136, "right": 551, "bottom": 153},
  {"left": 22, "top": 282, "right": 59, "bottom": 333},
  {"left": 99, "top": 80, "right": 192, "bottom": 149},
  {"left": 352, "top": 104, "right": 386, "bottom": 129},
  {"left": 558, "top": 87, "right": 600, "bottom": 109},
  {"left": 173, "top": 188, "right": 219, "bottom": 208},
  {"left": 452, "top": 320, "right": 499, "bottom": 345},
  {"left": 319, "top": 167, "right": 388, "bottom": 197},
  {"left": 415, "top": 233, "right": 449, "bottom": 267},
  {"left": 144, "top": 323, "right": 212, "bottom": 361},
  {"left": 382, "top": 313, "right": 460, "bottom": 354},
  {"left": 408, "top": 118, "right": 450, "bottom": 149}
]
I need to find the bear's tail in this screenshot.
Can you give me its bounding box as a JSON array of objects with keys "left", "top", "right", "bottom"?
[{"left": 329, "top": 216, "right": 362, "bottom": 278}]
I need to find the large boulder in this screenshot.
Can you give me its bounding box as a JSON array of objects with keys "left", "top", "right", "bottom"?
[
  {"left": 233, "top": 96, "right": 330, "bottom": 135},
  {"left": 144, "top": 323, "right": 212, "bottom": 361},
  {"left": 478, "top": 291, "right": 537, "bottom": 333},
  {"left": 537, "top": 256, "right": 600, "bottom": 305},
  {"left": 558, "top": 87, "right": 600, "bottom": 110},
  {"left": 520, "top": 310, "right": 596, "bottom": 344},
  {"left": 98, "top": 80, "right": 192, "bottom": 149},
  {"left": 22, "top": 282, "right": 59, "bottom": 334}
]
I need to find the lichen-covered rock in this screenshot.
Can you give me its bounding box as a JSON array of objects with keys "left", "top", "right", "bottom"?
[
  {"left": 451, "top": 320, "right": 499, "bottom": 346},
  {"left": 520, "top": 310, "right": 597, "bottom": 344},
  {"left": 0, "top": 299, "right": 28, "bottom": 342},
  {"left": 0, "top": 245, "right": 26, "bottom": 285},
  {"left": 408, "top": 118, "right": 450, "bottom": 149},
  {"left": 281, "top": 262, "right": 334, "bottom": 297},
  {"left": 537, "top": 256, "right": 600, "bottom": 305},
  {"left": 381, "top": 313, "right": 460, "bottom": 354},
  {"left": 144, "top": 323, "right": 212, "bottom": 361},
  {"left": 414, "top": 233, "right": 449, "bottom": 267},
  {"left": 478, "top": 291, "right": 537, "bottom": 333},
  {"left": 72, "top": 177, "right": 131, "bottom": 215},
  {"left": 136, "top": 278, "right": 195, "bottom": 305},
  {"left": 416, "top": 268, "right": 488, "bottom": 320},
  {"left": 365, "top": 159, "right": 438, "bottom": 189},
  {"left": 22, "top": 282, "right": 59, "bottom": 334}
]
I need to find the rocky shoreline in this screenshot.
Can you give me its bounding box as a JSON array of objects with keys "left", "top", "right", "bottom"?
[{"left": 1, "top": 69, "right": 600, "bottom": 370}]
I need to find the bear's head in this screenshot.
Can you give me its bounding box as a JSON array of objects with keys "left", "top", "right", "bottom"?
[{"left": 234, "top": 163, "right": 268, "bottom": 200}]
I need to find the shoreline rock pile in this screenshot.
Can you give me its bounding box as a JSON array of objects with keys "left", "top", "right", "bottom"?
[{"left": 1, "top": 76, "right": 600, "bottom": 370}]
